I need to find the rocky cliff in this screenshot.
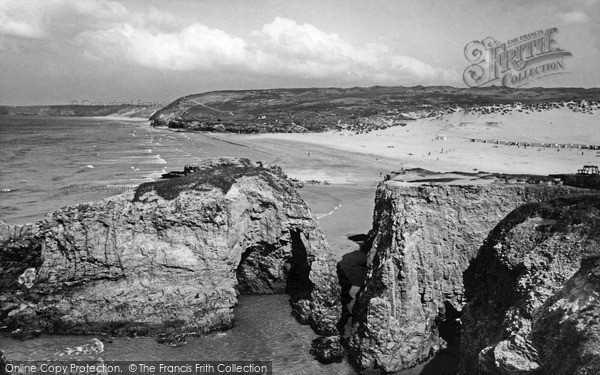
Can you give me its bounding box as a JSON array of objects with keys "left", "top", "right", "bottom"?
[
  {"left": 0, "top": 104, "right": 157, "bottom": 118},
  {"left": 0, "top": 158, "right": 340, "bottom": 338},
  {"left": 461, "top": 194, "right": 600, "bottom": 374},
  {"left": 348, "top": 182, "right": 587, "bottom": 372}
]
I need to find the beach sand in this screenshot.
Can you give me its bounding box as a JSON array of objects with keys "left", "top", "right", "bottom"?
[{"left": 245, "top": 107, "right": 599, "bottom": 176}]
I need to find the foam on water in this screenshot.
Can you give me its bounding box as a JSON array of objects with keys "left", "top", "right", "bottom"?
[{"left": 0, "top": 116, "right": 175, "bottom": 223}]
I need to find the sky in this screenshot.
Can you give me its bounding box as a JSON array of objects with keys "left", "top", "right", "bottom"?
[{"left": 0, "top": 0, "right": 599, "bottom": 105}]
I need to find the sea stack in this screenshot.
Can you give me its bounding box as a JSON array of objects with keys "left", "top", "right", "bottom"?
[{"left": 347, "top": 180, "right": 588, "bottom": 372}]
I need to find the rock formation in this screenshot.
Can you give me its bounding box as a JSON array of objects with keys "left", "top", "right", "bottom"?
[
  {"left": 348, "top": 182, "right": 587, "bottom": 372},
  {"left": 310, "top": 335, "right": 345, "bottom": 363},
  {"left": 0, "top": 158, "right": 340, "bottom": 338},
  {"left": 461, "top": 194, "right": 600, "bottom": 374}
]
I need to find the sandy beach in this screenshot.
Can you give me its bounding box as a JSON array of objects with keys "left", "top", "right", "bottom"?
[{"left": 248, "top": 107, "right": 599, "bottom": 176}]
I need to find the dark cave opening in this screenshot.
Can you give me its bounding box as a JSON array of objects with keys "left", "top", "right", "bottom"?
[
  {"left": 236, "top": 242, "right": 286, "bottom": 295},
  {"left": 285, "top": 229, "right": 314, "bottom": 302},
  {"left": 437, "top": 301, "right": 461, "bottom": 345},
  {"left": 234, "top": 230, "right": 314, "bottom": 300},
  {"left": 417, "top": 301, "right": 462, "bottom": 374}
]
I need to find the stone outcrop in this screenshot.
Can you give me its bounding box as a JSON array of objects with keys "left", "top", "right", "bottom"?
[
  {"left": 0, "top": 158, "right": 340, "bottom": 338},
  {"left": 348, "top": 182, "right": 586, "bottom": 372},
  {"left": 310, "top": 335, "right": 345, "bottom": 363},
  {"left": 461, "top": 195, "right": 600, "bottom": 374}
]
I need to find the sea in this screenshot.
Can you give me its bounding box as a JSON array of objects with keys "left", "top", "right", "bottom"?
[
  {"left": 0, "top": 116, "right": 357, "bottom": 374},
  {"left": 0, "top": 116, "right": 274, "bottom": 224}
]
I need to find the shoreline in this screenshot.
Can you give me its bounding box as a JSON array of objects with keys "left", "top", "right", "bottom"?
[{"left": 90, "top": 115, "right": 151, "bottom": 122}]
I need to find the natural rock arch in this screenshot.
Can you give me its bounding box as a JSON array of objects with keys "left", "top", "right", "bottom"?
[{"left": 0, "top": 158, "right": 341, "bottom": 339}]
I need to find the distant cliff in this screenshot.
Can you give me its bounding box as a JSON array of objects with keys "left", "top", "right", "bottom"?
[
  {"left": 0, "top": 158, "right": 340, "bottom": 338},
  {"left": 0, "top": 105, "right": 157, "bottom": 118},
  {"left": 149, "top": 86, "right": 600, "bottom": 133},
  {"left": 347, "top": 182, "right": 588, "bottom": 372}
]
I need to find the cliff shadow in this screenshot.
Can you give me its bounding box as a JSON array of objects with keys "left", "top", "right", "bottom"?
[
  {"left": 417, "top": 301, "right": 461, "bottom": 375},
  {"left": 416, "top": 347, "right": 460, "bottom": 375},
  {"left": 336, "top": 234, "right": 369, "bottom": 338},
  {"left": 338, "top": 249, "right": 368, "bottom": 287},
  {"left": 338, "top": 233, "right": 369, "bottom": 290}
]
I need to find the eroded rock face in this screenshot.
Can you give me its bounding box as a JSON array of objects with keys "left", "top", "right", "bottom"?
[
  {"left": 0, "top": 158, "right": 340, "bottom": 337},
  {"left": 461, "top": 195, "right": 600, "bottom": 375},
  {"left": 348, "top": 182, "right": 586, "bottom": 372}
]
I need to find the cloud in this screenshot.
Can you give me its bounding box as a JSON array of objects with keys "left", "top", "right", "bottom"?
[
  {"left": 0, "top": 12, "right": 44, "bottom": 39},
  {"left": 79, "top": 23, "right": 247, "bottom": 71},
  {"left": 81, "top": 15, "right": 455, "bottom": 84},
  {"left": 559, "top": 10, "right": 590, "bottom": 24},
  {"left": 0, "top": 0, "right": 168, "bottom": 39},
  {"left": 0, "top": 0, "right": 47, "bottom": 38},
  {"left": 0, "top": 0, "right": 457, "bottom": 85}
]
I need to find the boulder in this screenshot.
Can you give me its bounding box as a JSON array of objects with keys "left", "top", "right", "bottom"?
[{"left": 310, "top": 335, "right": 345, "bottom": 363}]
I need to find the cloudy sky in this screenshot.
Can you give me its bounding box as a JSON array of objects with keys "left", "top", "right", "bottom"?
[{"left": 1, "top": 0, "right": 599, "bottom": 105}]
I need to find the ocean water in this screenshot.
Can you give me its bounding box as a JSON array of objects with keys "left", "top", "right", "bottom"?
[
  {"left": 0, "top": 116, "right": 268, "bottom": 224},
  {"left": 0, "top": 295, "right": 356, "bottom": 374},
  {"left": 0, "top": 116, "right": 357, "bottom": 374}
]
